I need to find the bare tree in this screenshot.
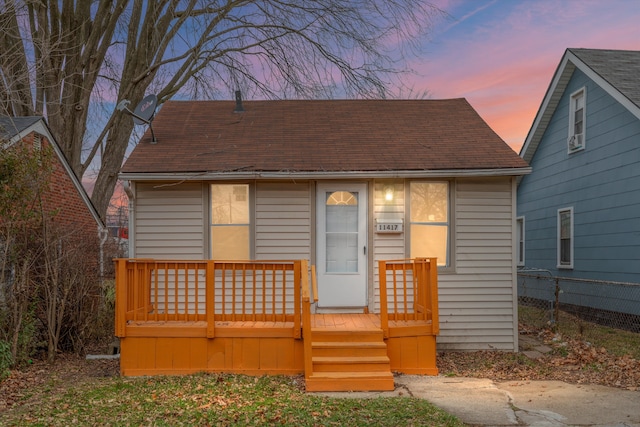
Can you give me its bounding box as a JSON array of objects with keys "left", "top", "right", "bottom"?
[{"left": 0, "top": 1, "right": 445, "bottom": 218}]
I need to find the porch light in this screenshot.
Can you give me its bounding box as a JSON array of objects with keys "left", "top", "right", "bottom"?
[{"left": 384, "top": 186, "right": 394, "bottom": 201}]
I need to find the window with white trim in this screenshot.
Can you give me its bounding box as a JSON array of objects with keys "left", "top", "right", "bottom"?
[
  {"left": 568, "top": 88, "right": 586, "bottom": 153},
  {"left": 557, "top": 207, "right": 573, "bottom": 269},
  {"left": 409, "top": 181, "right": 449, "bottom": 266},
  {"left": 210, "top": 184, "right": 250, "bottom": 260},
  {"left": 516, "top": 216, "right": 525, "bottom": 266}
]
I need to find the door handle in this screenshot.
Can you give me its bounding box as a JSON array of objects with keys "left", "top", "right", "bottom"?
[{"left": 363, "top": 246, "right": 367, "bottom": 255}]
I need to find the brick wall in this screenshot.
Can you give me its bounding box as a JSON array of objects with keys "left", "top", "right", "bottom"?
[{"left": 21, "top": 131, "right": 100, "bottom": 242}]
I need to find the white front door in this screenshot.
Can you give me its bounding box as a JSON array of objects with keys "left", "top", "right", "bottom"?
[{"left": 316, "top": 182, "right": 367, "bottom": 308}]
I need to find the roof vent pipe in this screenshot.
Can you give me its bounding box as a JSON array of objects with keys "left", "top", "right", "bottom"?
[{"left": 234, "top": 90, "right": 244, "bottom": 112}]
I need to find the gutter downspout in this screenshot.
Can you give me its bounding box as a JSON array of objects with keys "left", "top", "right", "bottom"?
[
  {"left": 123, "top": 180, "right": 135, "bottom": 258},
  {"left": 98, "top": 225, "right": 109, "bottom": 284}
]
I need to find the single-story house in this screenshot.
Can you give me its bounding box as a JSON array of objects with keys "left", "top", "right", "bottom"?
[{"left": 116, "top": 98, "right": 530, "bottom": 390}]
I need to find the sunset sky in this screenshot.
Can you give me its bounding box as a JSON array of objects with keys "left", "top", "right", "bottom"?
[
  {"left": 407, "top": 0, "right": 640, "bottom": 152},
  {"left": 105, "top": 1, "right": 640, "bottom": 209}
]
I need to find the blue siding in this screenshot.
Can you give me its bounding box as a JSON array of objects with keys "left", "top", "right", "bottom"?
[{"left": 518, "top": 68, "right": 640, "bottom": 285}]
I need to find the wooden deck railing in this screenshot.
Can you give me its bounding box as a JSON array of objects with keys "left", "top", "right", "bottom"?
[
  {"left": 378, "top": 258, "right": 439, "bottom": 337},
  {"left": 115, "top": 259, "right": 304, "bottom": 339},
  {"left": 116, "top": 258, "right": 438, "bottom": 342},
  {"left": 301, "top": 262, "right": 314, "bottom": 380}
]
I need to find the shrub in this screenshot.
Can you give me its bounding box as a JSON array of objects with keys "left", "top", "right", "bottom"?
[{"left": 0, "top": 339, "right": 12, "bottom": 380}]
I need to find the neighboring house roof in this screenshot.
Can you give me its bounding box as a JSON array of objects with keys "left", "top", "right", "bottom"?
[
  {"left": 0, "top": 116, "right": 42, "bottom": 142},
  {"left": 120, "top": 98, "right": 530, "bottom": 180},
  {"left": 519, "top": 48, "right": 640, "bottom": 164},
  {"left": 0, "top": 115, "right": 105, "bottom": 228}
]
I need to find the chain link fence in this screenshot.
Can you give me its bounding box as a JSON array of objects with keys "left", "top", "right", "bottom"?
[{"left": 517, "top": 269, "right": 640, "bottom": 333}]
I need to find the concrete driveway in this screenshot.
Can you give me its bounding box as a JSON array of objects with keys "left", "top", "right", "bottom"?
[{"left": 318, "top": 376, "right": 640, "bottom": 426}]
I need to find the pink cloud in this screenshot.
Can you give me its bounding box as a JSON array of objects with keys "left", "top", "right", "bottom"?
[{"left": 407, "top": 0, "right": 640, "bottom": 152}]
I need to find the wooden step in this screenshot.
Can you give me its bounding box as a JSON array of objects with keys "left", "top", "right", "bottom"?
[
  {"left": 312, "top": 341, "right": 388, "bottom": 357},
  {"left": 312, "top": 355, "right": 391, "bottom": 372},
  {"left": 311, "top": 328, "right": 383, "bottom": 342},
  {"left": 305, "top": 318, "right": 394, "bottom": 392},
  {"left": 305, "top": 371, "right": 395, "bottom": 392}
]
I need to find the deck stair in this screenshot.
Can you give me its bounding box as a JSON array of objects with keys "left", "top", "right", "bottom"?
[{"left": 305, "top": 324, "right": 394, "bottom": 392}]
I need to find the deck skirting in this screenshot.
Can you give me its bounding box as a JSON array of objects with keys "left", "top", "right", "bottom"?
[
  {"left": 120, "top": 335, "right": 305, "bottom": 377},
  {"left": 387, "top": 335, "right": 438, "bottom": 375},
  {"left": 119, "top": 316, "right": 437, "bottom": 378}
]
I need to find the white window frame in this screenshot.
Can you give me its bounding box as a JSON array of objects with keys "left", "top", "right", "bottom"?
[
  {"left": 210, "top": 183, "right": 252, "bottom": 260},
  {"left": 407, "top": 180, "right": 451, "bottom": 268},
  {"left": 567, "top": 87, "right": 586, "bottom": 153},
  {"left": 516, "top": 216, "right": 525, "bottom": 267},
  {"left": 557, "top": 207, "right": 574, "bottom": 269}
]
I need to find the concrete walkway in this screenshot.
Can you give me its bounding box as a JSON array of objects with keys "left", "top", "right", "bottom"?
[
  {"left": 319, "top": 376, "right": 640, "bottom": 426},
  {"left": 398, "top": 376, "right": 640, "bottom": 426}
]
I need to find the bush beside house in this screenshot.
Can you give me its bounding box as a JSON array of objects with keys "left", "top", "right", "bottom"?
[{"left": 0, "top": 116, "right": 110, "bottom": 370}]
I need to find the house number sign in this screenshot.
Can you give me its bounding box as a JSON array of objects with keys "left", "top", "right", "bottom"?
[{"left": 375, "top": 220, "right": 403, "bottom": 233}]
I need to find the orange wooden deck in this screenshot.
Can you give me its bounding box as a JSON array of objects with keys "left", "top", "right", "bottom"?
[{"left": 115, "top": 258, "right": 439, "bottom": 391}]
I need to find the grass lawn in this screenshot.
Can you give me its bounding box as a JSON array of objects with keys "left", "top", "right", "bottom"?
[
  {"left": 520, "top": 306, "right": 640, "bottom": 359},
  {"left": 0, "top": 373, "right": 464, "bottom": 426}
]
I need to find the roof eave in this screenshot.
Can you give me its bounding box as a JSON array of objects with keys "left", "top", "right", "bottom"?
[
  {"left": 119, "top": 167, "right": 532, "bottom": 181},
  {"left": 519, "top": 51, "right": 575, "bottom": 163}
]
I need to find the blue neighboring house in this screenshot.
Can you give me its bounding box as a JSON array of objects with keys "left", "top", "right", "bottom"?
[{"left": 517, "top": 48, "right": 640, "bottom": 324}]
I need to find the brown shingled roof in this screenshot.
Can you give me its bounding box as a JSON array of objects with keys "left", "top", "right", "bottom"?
[{"left": 121, "top": 98, "right": 528, "bottom": 175}]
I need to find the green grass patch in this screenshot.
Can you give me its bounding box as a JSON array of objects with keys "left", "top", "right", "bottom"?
[
  {"left": 519, "top": 305, "right": 553, "bottom": 329},
  {"left": 520, "top": 306, "right": 640, "bottom": 359},
  {"left": 555, "top": 313, "right": 640, "bottom": 359},
  {"left": 0, "top": 374, "right": 464, "bottom": 426}
]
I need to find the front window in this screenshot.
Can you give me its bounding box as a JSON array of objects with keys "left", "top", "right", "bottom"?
[
  {"left": 568, "top": 88, "right": 586, "bottom": 152},
  {"left": 409, "top": 182, "right": 449, "bottom": 266},
  {"left": 210, "top": 184, "right": 249, "bottom": 260},
  {"left": 558, "top": 207, "right": 573, "bottom": 269}
]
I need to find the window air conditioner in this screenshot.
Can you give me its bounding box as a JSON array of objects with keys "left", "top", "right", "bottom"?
[{"left": 568, "top": 134, "right": 583, "bottom": 150}]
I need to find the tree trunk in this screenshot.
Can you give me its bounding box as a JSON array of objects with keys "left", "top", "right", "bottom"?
[{"left": 91, "top": 116, "right": 136, "bottom": 217}]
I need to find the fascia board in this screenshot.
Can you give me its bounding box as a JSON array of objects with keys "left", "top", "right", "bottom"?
[
  {"left": 520, "top": 52, "right": 573, "bottom": 162},
  {"left": 119, "top": 167, "right": 532, "bottom": 181}
]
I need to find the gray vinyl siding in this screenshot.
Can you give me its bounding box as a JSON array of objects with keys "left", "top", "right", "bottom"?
[
  {"left": 253, "top": 182, "right": 311, "bottom": 312},
  {"left": 372, "top": 180, "right": 406, "bottom": 311},
  {"left": 131, "top": 178, "right": 519, "bottom": 349},
  {"left": 438, "top": 178, "right": 517, "bottom": 351},
  {"left": 133, "top": 182, "right": 206, "bottom": 313},
  {"left": 518, "top": 67, "right": 640, "bottom": 284},
  {"left": 134, "top": 182, "right": 206, "bottom": 259},
  {"left": 255, "top": 182, "right": 311, "bottom": 260}
]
